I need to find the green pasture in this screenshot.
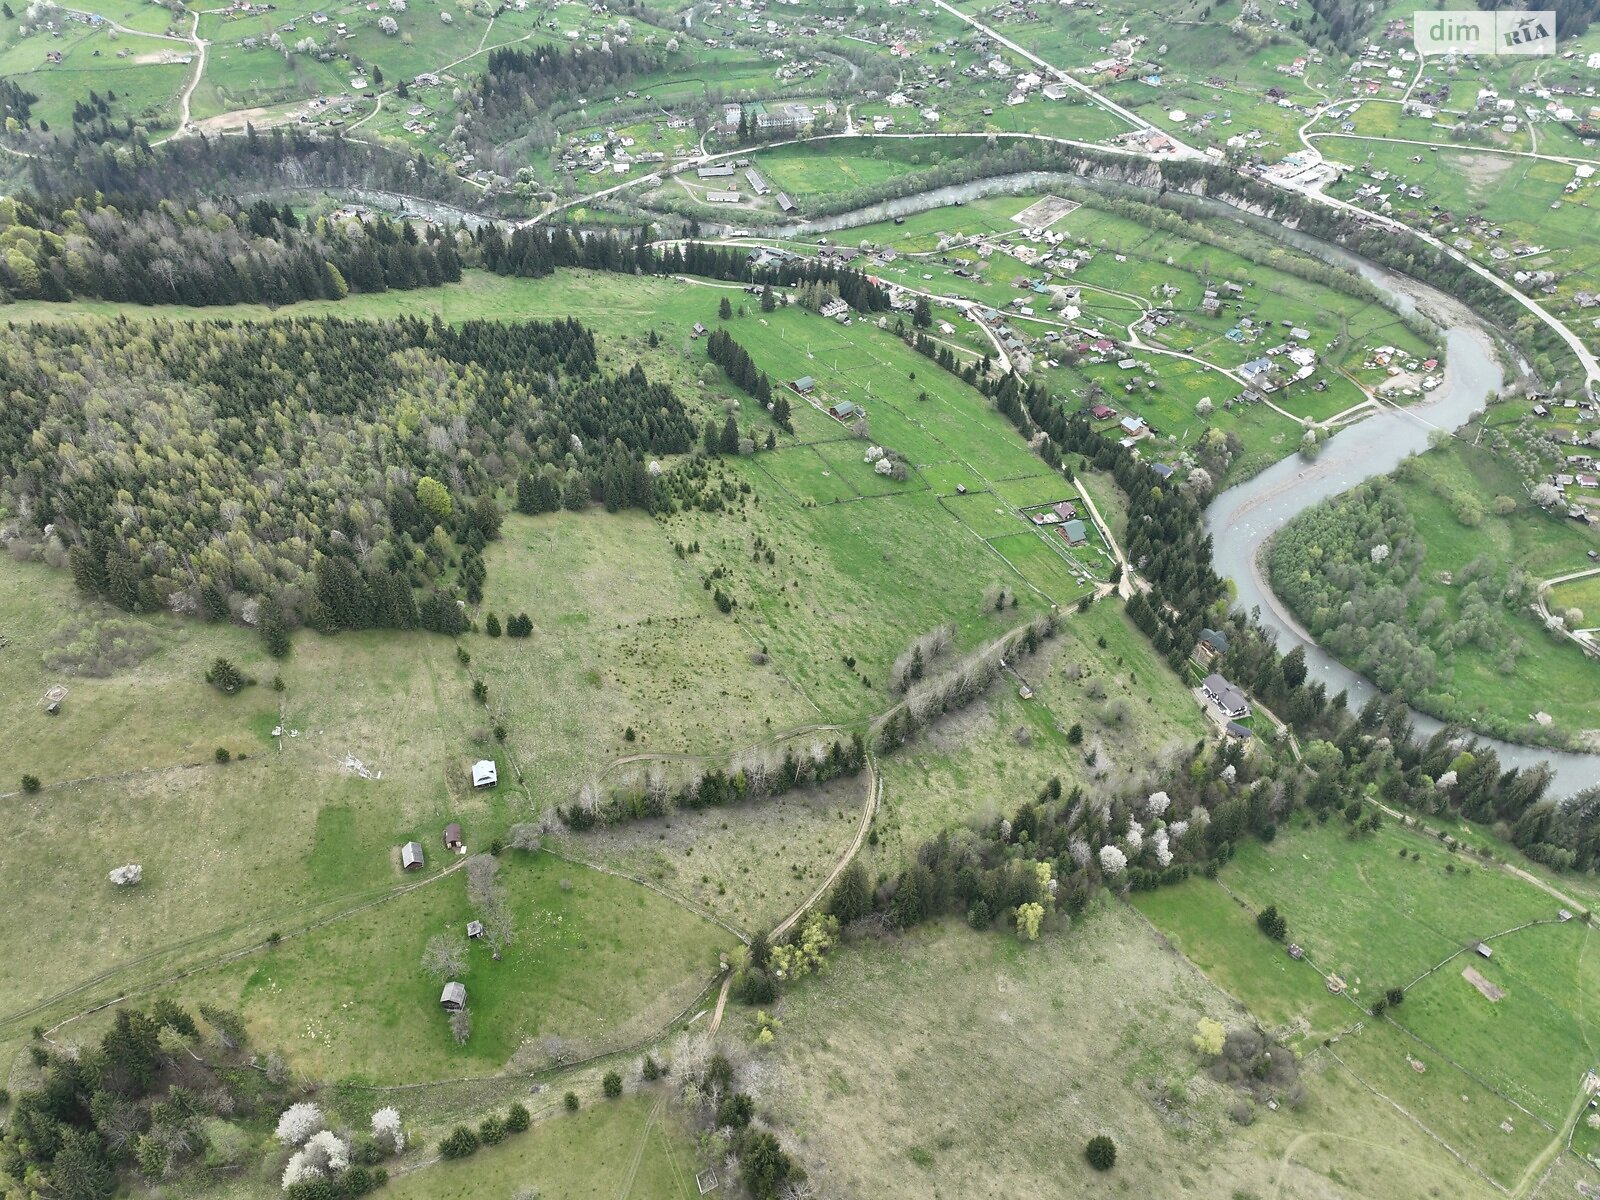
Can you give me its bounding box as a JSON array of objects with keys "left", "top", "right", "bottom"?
[{"left": 165, "top": 850, "right": 727, "bottom": 1082}]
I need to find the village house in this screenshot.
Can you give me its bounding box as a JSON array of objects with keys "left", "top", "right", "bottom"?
[
  {"left": 1059, "top": 519, "right": 1088, "bottom": 547},
  {"left": 444, "top": 823, "right": 464, "bottom": 851},
  {"left": 1202, "top": 673, "right": 1250, "bottom": 719},
  {"left": 1195, "top": 628, "right": 1229, "bottom": 662}
]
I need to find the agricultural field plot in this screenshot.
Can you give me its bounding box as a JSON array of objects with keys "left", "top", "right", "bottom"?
[
  {"left": 753, "top": 138, "right": 959, "bottom": 203},
  {"left": 1135, "top": 818, "right": 1599, "bottom": 1190},
  {"left": 985, "top": 528, "right": 1100, "bottom": 596},
  {"left": 569, "top": 773, "right": 870, "bottom": 933},
  {"left": 1549, "top": 574, "right": 1600, "bottom": 624}
]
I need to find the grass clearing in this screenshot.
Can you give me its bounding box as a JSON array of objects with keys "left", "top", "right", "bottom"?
[
  {"left": 158, "top": 851, "right": 728, "bottom": 1083},
  {"left": 1135, "top": 817, "right": 1598, "bottom": 1189},
  {"left": 385, "top": 1093, "right": 700, "bottom": 1200}
]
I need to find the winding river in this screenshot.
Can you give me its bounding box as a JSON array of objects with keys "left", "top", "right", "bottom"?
[{"left": 1202, "top": 248, "right": 1600, "bottom": 798}]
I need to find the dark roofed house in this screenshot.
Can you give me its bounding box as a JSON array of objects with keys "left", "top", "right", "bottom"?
[
  {"left": 791, "top": 376, "right": 816, "bottom": 394},
  {"left": 829, "top": 400, "right": 859, "bottom": 420},
  {"left": 1196, "top": 628, "right": 1229, "bottom": 660},
  {"left": 1151, "top": 462, "right": 1176, "bottom": 481},
  {"left": 1202, "top": 673, "right": 1250, "bottom": 719},
  {"left": 1060, "top": 519, "right": 1088, "bottom": 546},
  {"left": 401, "top": 841, "right": 425, "bottom": 870},
  {"left": 444, "top": 823, "right": 463, "bottom": 851},
  {"left": 1052, "top": 501, "right": 1076, "bottom": 521},
  {"left": 1090, "top": 404, "right": 1117, "bottom": 420},
  {"left": 1225, "top": 720, "right": 1253, "bottom": 740},
  {"left": 440, "top": 981, "right": 466, "bottom": 1010}
]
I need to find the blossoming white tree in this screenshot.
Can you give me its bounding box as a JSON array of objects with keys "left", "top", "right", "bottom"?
[
  {"left": 1098, "top": 844, "right": 1128, "bottom": 875},
  {"left": 1124, "top": 820, "right": 1143, "bottom": 852},
  {"left": 1145, "top": 791, "right": 1170, "bottom": 819},
  {"left": 275, "top": 1103, "right": 325, "bottom": 1147},
  {"left": 371, "top": 1107, "right": 406, "bottom": 1154},
  {"left": 1152, "top": 827, "right": 1172, "bottom": 868}
]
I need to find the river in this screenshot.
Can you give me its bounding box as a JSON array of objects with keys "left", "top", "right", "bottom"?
[{"left": 1202, "top": 249, "right": 1599, "bottom": 797}]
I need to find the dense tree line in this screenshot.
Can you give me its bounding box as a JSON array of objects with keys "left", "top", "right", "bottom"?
[
  {"left": 0, "top": 194, "right": 460, "bottom": 306},
  {"left": 1, "top": 78, "right": 38, "bottom": 129},
  {"left": 561, "top": 734, "right": 867, "bottom": 828},
  {"left": 0, "top": 316, "right": 693, "bottom": 634},
  {"left": 475, "top": 225, "right": 890, "bottom": 313},
  {"left": 18, "top": 126, "right": 503, "bottom": 216},
  {"left": 704, "top": 327, "right": 791, "bottom": 430}
]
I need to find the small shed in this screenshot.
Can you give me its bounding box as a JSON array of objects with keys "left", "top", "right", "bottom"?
[
  {"left": 472, "top": 760, "right": 498, "bottom": 789},
  {"left": 440, "top": 981, "right": 466, "bottom": 1010},
  {"left": 444, "top": 823, "right": 464, "bottom": 851},
  {"left": 401, "top": 841, "right": 425, "bottom": 871},
  {"left": 466, "top": 920, "right": 485, "bottom": 939},
  {"left": 1287, "top": 943, "right": 1304, "bottom": 959},
  {"left": 1559, "top": 909, "right": 1574, "bottom": 922},
  {"left": 1475, "top": 942, "right": 1493, "bottom": 959}
]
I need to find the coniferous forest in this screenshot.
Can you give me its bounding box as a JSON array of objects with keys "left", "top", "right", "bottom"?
[
  {"left": 0, "top": 316, "right": 692, "bottom": 631},
  {"left": 0, "top": 195, "right": 462, "bottom": 306}
]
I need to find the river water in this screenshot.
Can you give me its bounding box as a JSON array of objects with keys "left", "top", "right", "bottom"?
[{"left": 1202, "top": 248, "right": 1599, "bottom": 797}]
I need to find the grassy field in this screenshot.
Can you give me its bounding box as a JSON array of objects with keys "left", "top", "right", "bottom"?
[
  {"left": 761, "top": 901, "right": 1514, "bottom": 1199},
  {"left": 154, "top": 849, "right": 728, "bottom": 1083},
  {"left": 1549, "top": 574, "right": 1600, "bottom": 625},
  {"left": 382, "top": 1093, "right": 702, "bottom": 1200},
  {"left": 0, "top": 265, "right": 1126, "bottom": 1051},
  {"left": 1134, "top": 817, "right": 1599, "bottom": 1190},
  {"left": 869, "top": 600, "right": 1212, "bottom": 866}
]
